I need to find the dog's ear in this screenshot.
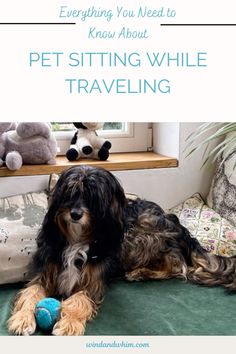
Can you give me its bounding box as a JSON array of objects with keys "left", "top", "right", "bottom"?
[
  {"left": 95, "top": 176, "right": 126, "bottom": 251},
  {"left": 109, "top": 180, "right": 126, "bottom": 226},
  {"left": 30, "top": 210, "right": 66, "bottom": 277},
  {"left": 101, "top": 172, "right": 126, "bottom": 245}
]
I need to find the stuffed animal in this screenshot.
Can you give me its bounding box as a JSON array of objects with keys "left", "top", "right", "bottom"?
[
  {"left": 0, "top": 123, "right": 16, "bottom": 167},
  {"left": 4, "top": 122, "right": 58, "bottom": 170},
  {"left": 66, "top": 123, "right": 112, "bottom": 161}
]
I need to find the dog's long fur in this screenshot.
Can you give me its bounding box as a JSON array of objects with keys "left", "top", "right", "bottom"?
[{"left": 8, "top": 165, "right": 236, "bottom": 335}]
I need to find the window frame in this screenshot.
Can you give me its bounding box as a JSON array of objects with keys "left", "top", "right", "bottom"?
[{"left": 54, "top": 122, "right": 150, "bottom": 155}]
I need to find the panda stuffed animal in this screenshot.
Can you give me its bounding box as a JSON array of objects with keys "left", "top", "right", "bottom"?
[{"left": 66, "top": 123, "right": 112, "bottom": 161}]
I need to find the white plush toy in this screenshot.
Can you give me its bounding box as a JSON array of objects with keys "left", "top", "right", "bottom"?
[
  {"left": 4, "top": 122, "right": 58, "bottom": 170},
  {"left": 0, "top": 123, "right": 16, "bottom": 167},
  {"left": 66, "top": 123, "right": 112, "bottom": 161}
]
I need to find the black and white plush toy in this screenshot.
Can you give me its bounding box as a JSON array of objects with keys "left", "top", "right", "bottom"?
[{"left": 66, "top": 123, "right": 112, "bottom": 161}]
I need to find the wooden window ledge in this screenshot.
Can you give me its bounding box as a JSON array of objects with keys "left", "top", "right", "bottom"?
[{"left": 0, "top": 152, "right": 178, "bottom": 177}]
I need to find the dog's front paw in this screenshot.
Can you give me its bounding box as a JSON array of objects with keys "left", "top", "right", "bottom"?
[
  {"left": 52, "top": 317, "right": 85, "bottom": 336},
  {"left": 52, "top": 291, "right": 93, "bottom": 335},
  {"left": 8, "top": 310, "right": 36, "bottom": 336}
]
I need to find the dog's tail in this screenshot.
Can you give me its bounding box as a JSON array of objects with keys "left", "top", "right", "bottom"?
[
  {"left": 164, "top": 215, "right": 235, "bottom": 291},
  {"left": 186, "top": 234, "right": 236, "bottom": 291},
  {"left": 163, "top": 214, "right": 236, "bottom": 291}
]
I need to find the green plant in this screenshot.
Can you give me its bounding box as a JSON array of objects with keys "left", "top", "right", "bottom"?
[{"left": 185, "top": 122, "right": 236, "bottom": 167}]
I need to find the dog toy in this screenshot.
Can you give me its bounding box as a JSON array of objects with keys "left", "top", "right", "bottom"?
[
  {"left": 66, "top": 122, "right": 112, "bottom": 161},
  {"left": 4, "top": 122, "right": 58, "bottom": 170},
  {"left": 35, "top": 298, "right": 61, "bottom": 332}
]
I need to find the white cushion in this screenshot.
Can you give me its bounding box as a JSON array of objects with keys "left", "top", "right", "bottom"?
[{"left": 0, "top": 191, "right": 47, "bottom": 284}]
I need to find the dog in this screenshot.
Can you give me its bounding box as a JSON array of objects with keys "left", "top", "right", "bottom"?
[{"left": 8, "top": 165, "right": 236, "bottom": 335}]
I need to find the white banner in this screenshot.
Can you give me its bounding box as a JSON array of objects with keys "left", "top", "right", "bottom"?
[{"left": 0, "top": 0, "right": 235, "bottom": 121}]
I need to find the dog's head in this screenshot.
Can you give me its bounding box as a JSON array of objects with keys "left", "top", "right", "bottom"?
[{"left": 47, "top": 166, "right": 126, "bottom": 248}]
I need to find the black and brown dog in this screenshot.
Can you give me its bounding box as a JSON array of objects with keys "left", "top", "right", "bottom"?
[{"left": 8, "top": 165, "right": 236, "bottom": 335}]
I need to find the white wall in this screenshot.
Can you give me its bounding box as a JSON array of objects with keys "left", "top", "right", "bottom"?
[
  {"left": 0, "top": 123, "right": 216, "bottom": 209},
  {"left": 116, "top": 122, "right": 216, "bottom": 208}
]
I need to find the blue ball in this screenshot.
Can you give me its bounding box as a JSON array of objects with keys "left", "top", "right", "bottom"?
[{"left": 35, "top": 298, "right": 61, "bottom": 332}]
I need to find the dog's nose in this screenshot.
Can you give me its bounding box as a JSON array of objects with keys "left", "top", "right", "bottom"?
[{"left": 70, "top": 209, "right": 84, "bottom": 221}]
